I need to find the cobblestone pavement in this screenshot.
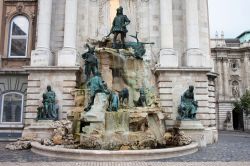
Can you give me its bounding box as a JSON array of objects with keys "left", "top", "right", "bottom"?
[
  {"left": 0, "top": 131, "right": 250, "bottom": 165},
  {"left": 0, "top": 162, "right": 250, "bottom": 166}
]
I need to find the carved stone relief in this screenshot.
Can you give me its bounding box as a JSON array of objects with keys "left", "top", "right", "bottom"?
[{"left": 229, "top": 59, "right": 239, "bottom": 72}]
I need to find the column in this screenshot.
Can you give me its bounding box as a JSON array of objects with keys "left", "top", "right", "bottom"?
[
  {"left": 217, "top": 59, "right": 223, "bottom": 98},
  {"left": 223, "top": 58, "right": 229, "bottom": 99},
  {"left": 58, "top": 0, "right": 78, "bottom": 66},
  {"left": 31, "top": 0, "right": 53, "bottom": 66},
  {"left": 159, "top": 0, "right": 178, "bottom": 67},
  {"left": 185, "top": 0, "right": 205, "bottom": 67},
  {"left": 0, "top": 1, "right": 3, "bottom": 68}
]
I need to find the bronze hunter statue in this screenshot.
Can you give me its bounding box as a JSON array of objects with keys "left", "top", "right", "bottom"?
[
  {"left": 81, "top": 44, "right": 98, "bottom": 81},
  {"left": 107, "top": 6, "right": 130, "bottom": 49}
]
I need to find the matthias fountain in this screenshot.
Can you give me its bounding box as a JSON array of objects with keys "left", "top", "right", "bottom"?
[{"left": 6, "top": 6, "right": 199, "bottom": 161}]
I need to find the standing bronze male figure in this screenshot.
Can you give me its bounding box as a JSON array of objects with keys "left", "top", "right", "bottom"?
[{"left": 108, "top": 6, "right": 130, "bottom": 49}]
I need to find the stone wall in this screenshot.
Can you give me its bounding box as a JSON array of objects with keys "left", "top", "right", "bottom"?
[
  {"left": 155, "top": 68, "right": 212, "bottom": 122},
  {"left": 155, "top": 68, "right": 217, "bottom": 144},
  {"left": 24, "top": 67, "right": 80, "bottom": 126}
]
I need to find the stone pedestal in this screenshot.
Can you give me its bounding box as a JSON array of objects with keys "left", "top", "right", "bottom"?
[
  {"left": 186, "top": 49, "right": 206, "bottom": 67},
  {"left": 22, "top": 120, "right": 56, "bottom": 140},
  {"left": 159, "top": 49, "right": 178, "bottom": 67},
  {"left": 57, "top": 48, "right": 78, "bottom": 66},
  {"left": 223, "top": 122, "right": 234, "bottom": 130},
  {"left": 175, "top": 120, "right": 206, "bottom": 147},
  {"left": 31, "top": 49, "right": 53, "bottom": 66}
]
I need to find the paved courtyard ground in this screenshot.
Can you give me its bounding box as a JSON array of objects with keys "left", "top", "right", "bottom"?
[{"left": 0, "top": 131, "right": 250, "bottom": 165}]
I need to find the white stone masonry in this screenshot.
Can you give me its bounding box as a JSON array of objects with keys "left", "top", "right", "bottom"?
[
  {"left": 159, "top": 0, "right": 178, "bottom": 67},
  {"left": 31, "top": 0, "right": 53, "bottom": 66},
  {"left": 185, "top": 0, "right": 205, "bottom": 67},
  {"left": 58, "top": 0, "right": 78, "bottom": 66}
]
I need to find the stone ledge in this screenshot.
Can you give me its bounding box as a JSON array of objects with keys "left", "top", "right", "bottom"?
[
  {"left": 23, "top": 66, "right": 80, "bottom": 71},
  {"left": 31, "top": 142, "right": 198, "bottom": 161},
  {"left": 154, "top": 67, "right": 212, "bottom": 74}
]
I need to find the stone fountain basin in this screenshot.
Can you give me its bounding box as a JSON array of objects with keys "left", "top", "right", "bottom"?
[{"left": 31, "top": 142, "right": 198, "bottom": 161}]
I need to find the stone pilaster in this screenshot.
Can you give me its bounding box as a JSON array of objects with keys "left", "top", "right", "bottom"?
[
  {"left": 217, "top": 58, "right": 224, "bottom": 98},
  {"left": 159, "top": 0, "right": 177, "bottom": 67},
  {"left": 222, "top": 58, "right": 229, "bottom": 99},
  {"left": 58, "top": 0, "right": 78, "bottom": 66},
  {"left": 185, "top": 0, "right": 205, "bottom": 67},
  {"left": 31, "top": 0, "right": 53, "bottom": 66}
]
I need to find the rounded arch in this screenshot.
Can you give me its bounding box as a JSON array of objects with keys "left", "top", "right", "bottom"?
[
  {"left": 8, "top": 15, "right": 30, "bottom": 58},
  {"left": 0, "top": 91, "right": 24, "bottom": 123},
  {"left": 7, "top": 12, "right": 31, "bottom": 23}
]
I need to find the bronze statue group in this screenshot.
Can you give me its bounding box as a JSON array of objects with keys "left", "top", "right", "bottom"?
[{"left": 37, "top": 6, "right": 198, "bottom": 120}]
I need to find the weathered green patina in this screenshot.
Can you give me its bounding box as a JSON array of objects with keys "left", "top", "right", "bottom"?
[
  {"left": 37, "top": 85, "right": 58, "bottom": 120},
  {"left": 126, "top": 32, "right": 154, "bottom": 60},
  {"left": 107, "top": 6, "right": 130, "bottom": 49},
  {"left": 177, "top": 86, "right": 198, "bottom": 120},
  {"left": 135, "top": 87, "right": 147, "bottom": 107},
  {"left": 81, "top": 44, "right": 98, "bottom": 81},
  {"left": 84, "top": 72, "right": 109, "bottom": 112},
  {"left": 108, "top": 91, "right": 119, "bottom": 112}
]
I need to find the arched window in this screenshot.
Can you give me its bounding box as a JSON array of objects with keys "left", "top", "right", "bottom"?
[
  {"left": 0, "top": 92, "right": 24, "bottom": 123},
  {"left": 8, "top": 15, "right": 29, "bottom": 58}
]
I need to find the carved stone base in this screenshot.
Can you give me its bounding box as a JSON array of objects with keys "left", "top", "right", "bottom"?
[
  {"left": 223, "top": 122, "right": 234, "bottom": 130},
  {"left": 175, "top": 120, "right": 206, "bottom": 147},
  {"left": 57, "top": 48, "right": 79, "bottom": 66},
  {"left": 31, "top": 49, "right": 53, "bottom": 66},
  {"left": 159, "top": 49, "right": 178, "bottom": 67},
  {"left": 22, "top": 120, "right": 56, "bottom": 140},
  {"left": 186, "top": 49, "right": 206, "bottom": 67}
]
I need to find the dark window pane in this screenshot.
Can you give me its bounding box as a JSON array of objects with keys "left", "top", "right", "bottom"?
[
  {"left": 10, "top": 39, "right": 27, "bottom": 57},
  {"left": 11, "top": 16, "right": 29, "bottom": 36},
  {"left": 2, "top": 93, "right": 23, "bottom": 123}
]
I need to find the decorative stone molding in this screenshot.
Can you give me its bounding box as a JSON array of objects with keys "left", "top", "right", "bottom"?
[
  {"left": 229, "top": 59, "right": 239, "bottom": 72},
  {"left": 16, "top": 2, "right": 24, "bottom": 13},
  {"left": 0, "top": 74, "right": 28, "bottom": 94},
  {"left": 231, "top": 80, "right": 240, "bottom": 98},
  {"left": 230, "top": 75, "right": 240, "bottom": 81}
]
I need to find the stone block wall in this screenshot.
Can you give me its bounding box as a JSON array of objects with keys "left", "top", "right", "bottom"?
[
  {"left": 25, "top": 67, "right": 80, "bottom": 126},
  {"left": 208, "top": 76, "right": 217, "bottom": 128},
  {"left": 156, "top": 69, "right": 211, "bottom": 121},
  {"left": 155, "top": 68, "right": 217, "bottom": 144}
]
